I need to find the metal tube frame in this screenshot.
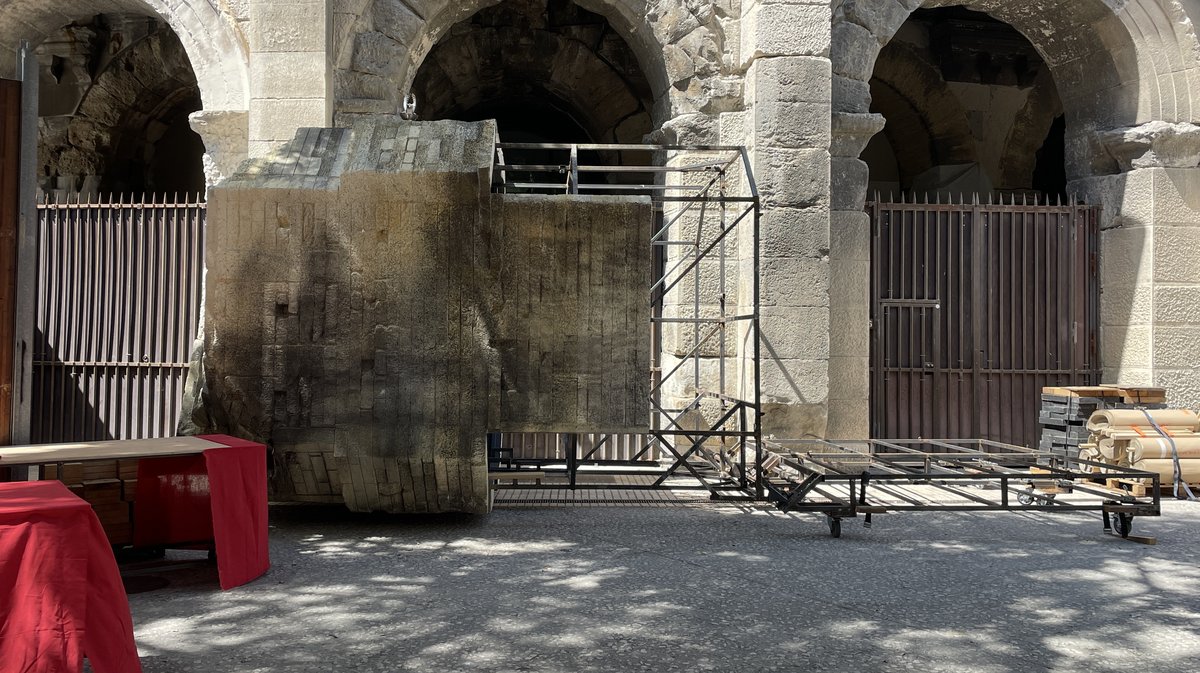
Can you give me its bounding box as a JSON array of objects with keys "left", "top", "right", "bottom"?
[
  {"left": 757, "top": 438, "right": 1161, "bottom": 537},
  {"left": 490, "top": 142, "right": 764, "bottom": 498}
]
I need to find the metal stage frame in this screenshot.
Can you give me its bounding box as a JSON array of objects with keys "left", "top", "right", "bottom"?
[
  {"left": 758, "top": 439, "right": 1161, "bottom": 538},
  {"left": 487, "top": 143, "right": 1163, "bottom": 541}
]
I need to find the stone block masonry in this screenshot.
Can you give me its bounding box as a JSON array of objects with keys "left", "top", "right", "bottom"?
[{"left": 202, "top": 118, "right": 651, "bottom": 513}]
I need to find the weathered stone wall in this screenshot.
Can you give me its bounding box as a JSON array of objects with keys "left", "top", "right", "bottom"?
[
  {"left": 201, "top": 118, "right": 650, "bottom": 512},
  {"left": 11, "top": 0, "right": 1200, "bottom": 452},
  {"left": 1084, "top": 126, "right": 1200, "bottom": 410},
  {"left": 490, "top": 196, "right": 651, "bottom": 433}
]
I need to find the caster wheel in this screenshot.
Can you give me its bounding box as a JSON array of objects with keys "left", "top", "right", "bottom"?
[
  {"left": 1018, "top": 492, "right": 1035, "bottom": 506},
  {"left": 827, "top": 517, "right": 842, "bottom": 538},
  {"left": 1112, "top": 513, "right": 1133, "bottom": 538}
]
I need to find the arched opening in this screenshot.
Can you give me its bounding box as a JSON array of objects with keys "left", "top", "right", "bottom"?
[
  {"left": 35, "top": 14, "right": 205, "bottom": 198},
  {"left": 858, "top": 5, "right": 1105, "bottom": 448},
  {"left": 410, "top": 0, "right": 655, "bottom": 147},
  {"left": 863, "top": 7, "right": 1065, "bottom": 199}
]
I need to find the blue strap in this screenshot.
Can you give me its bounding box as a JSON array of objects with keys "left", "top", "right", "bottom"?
[{"left": 1138, "top": 407, "right": 1197, "bottom": 501}]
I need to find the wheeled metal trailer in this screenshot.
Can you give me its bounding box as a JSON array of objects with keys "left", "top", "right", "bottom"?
[{"left": 756, "top": 438, "right": 1162, "bottom": 540}]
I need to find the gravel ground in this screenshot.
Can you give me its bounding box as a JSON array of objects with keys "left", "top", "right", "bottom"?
[{"left": 128, "top": 500, "right": 1200, "bottom": 673}]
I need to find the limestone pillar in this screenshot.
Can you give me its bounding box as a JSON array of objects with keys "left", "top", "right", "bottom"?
[
  {"left": 189, "top": 110, "right": 250, "bottom": 187},
  {"left": 828, "top": 112, "right": 884, "bottom": 438},
  {"left": 741, "top": 0, "right": 834, "bottom": 438},
  {"left": 1086, "top": 122, "right": 1200, "bottom": 409},
  {"left": 247, "top": 0, "right": 333, "bottom": 157}
]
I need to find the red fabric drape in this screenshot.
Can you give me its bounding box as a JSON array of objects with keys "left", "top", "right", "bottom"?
[
  {"left": 133, "top": 453, "right": 213, "bottom": 547},
  {"left": 201, "top": 435, "right": 270, "bottom": 590},
  {"left": 0, "top": 481, "right": 142, "bottom": 673},
  {"left": 133, "top": 436, "right": 269, "bottom": 590}
]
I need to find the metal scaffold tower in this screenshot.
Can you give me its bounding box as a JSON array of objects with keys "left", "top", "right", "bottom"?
[{"left": 491, "top": 143, "right": 764, "bottom": 500}]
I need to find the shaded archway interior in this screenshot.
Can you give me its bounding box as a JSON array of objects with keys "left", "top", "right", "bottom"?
[
  {"left": 864, "top": 7, "right": 1067, "bottom": 199},
  {"left": 36, "top": 13, "right": 205, "bottom": 198},
  {"left": 411, "top": 0, "right": 655, "bottom": 163}
]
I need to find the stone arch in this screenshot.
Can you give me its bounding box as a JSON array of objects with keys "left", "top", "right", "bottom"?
[
  {"left": 37, "top": 18, "right": 207, "bottom": 195},
  {"left": 336, "top": 0, "right": 736, "bottom": 131},
  {"left": 870, "top": 39, "right": 977, "bottom": 188},
  {"left": 834, "top": 0, "right": 1200, "bottom": 181},
  {"left": 410, "top": 0, "right": 654, "bottom": 145},
  {"left": 0, "top": 0, "right": 248, "bottom": 112}
]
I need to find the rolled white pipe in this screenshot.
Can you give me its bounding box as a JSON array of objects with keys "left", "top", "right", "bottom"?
[
  {"left": 1131, "top": 458, "right": 1200, "bottom": 483},
  {"left": 1087, "top": 409, "right": 1200, "bottom": 433},
  {"left": 1128, "top": 436, "right": 1200, "bottom": 462}
]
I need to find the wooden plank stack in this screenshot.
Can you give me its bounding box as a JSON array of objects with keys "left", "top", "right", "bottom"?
[
  {"left": 1039, "top": 386, "right": 1167, "bottom": 457},
  {"left": 41, "top": 458, "right": 139, "bottom": 545}
]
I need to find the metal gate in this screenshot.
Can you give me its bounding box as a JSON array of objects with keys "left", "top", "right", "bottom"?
[
  {"left": 0, "top": 79, "right": 19, "bottom": 444},
  {"left": 31, "top": 196, "right": 205, "bottom": 442},
  {"left": 869, "top": 196, "right": 1100, "bottom": 447}
]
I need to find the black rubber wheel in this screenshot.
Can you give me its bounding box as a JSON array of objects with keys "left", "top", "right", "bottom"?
[
  {"left": 828, "top": 517, "right": 842, "bottom": 538},
  {"left": 1112, "top": 512, "right": 1133, "bottom": 538},
  {"left": 1018, "top": 492, "right": 1035, "bottom": 506}
]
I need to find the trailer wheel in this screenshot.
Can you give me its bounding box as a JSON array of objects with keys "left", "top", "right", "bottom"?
[
  {"left": 827, "top": 517, "right": 841, "bottom": 538},
  {"left": 1018, "top": 492, "right": 1034, "bottom": 506},
  {"left": 1112, "top": 512, "right": 1133, "bottom": 538}
]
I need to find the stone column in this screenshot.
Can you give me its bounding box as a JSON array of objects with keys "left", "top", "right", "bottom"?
[
  {"left": 827, "top": 111, "right": 884, "bottom": 438},
  {"left": 741, "top": 0, "right": 834, "bottom": 437},
  {"left": 247, "top": 0, "right": 333, "bottom": 157},
  {"left": 1086, "top": 122, "right": 1200, "bottom": 408},
  {"left": 189, "top": 110, "right": 250, "bottom": 187}
]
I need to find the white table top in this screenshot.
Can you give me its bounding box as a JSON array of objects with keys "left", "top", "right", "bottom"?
[{"left": 0, "top": 436, "right": 226, "bottom": 465}]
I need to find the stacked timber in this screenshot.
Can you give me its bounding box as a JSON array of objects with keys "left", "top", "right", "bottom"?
[
  {"left": 1079, "top": 408, "right": 1200, "bottom": 494},
  {"left": 41, "top": 459, "right": 138, "bottom": 545},
  {"left": 1039, "top": 386, "right": 1167, "bottom": 456}
]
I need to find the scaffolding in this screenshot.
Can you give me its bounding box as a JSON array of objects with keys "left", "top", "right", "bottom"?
[{"left": 490, "top": 142, "right": 763, "bottom": 499}]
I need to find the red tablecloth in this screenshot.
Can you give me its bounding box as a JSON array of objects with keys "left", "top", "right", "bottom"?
[
  {"left": 134, "top": 435, "right": 270, "bottom": 590},
  {"left": 0, "top": 480, "right": 142, "bottom": 673}
]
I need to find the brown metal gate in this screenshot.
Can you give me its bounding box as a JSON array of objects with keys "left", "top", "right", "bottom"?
[
  {"left": 869, "top": 196, "right": 1100, "bottom": 447},
  {"left": 0, "top": 79, "right": 19, "bottom": 444},
  {"left": 32, "top": 196, "right": 205, "bottom": 442}
]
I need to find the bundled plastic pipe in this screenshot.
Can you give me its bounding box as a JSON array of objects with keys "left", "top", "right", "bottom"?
[
  {"left": 1130, "top": 458, "right": 1200, "bottom": 484},
  {"left": 1087, "top": 409, "right": 1200, "bottom": 433},
  {"left": 1128, "top": 436, "right": 1200, "bottom": 462}
]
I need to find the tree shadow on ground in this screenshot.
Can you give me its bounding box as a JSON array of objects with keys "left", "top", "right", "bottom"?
[{"left": 127, "top": 500, "right": 1200, "bottom": 673}]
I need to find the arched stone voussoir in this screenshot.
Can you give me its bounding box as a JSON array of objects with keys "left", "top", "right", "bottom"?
[
  {"left": 834, "top": 0, "right": 1200, "bottom": 131},
  {"left": 338, "top": 0, "right": 704, "bottom": 123},
  {"left": 0, "top": 0, "right": 249, "bottom": 112}
]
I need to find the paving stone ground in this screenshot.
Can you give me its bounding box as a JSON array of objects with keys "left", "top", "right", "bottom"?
[{"left": 128, "top": 500, "right": 1200, "bottom": 672}]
